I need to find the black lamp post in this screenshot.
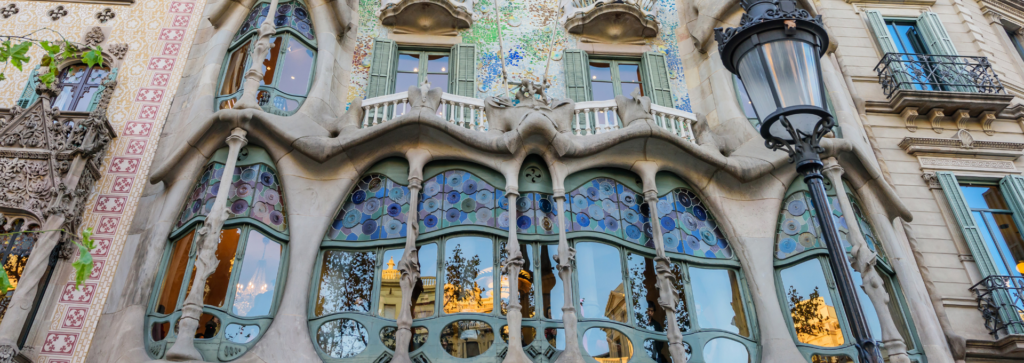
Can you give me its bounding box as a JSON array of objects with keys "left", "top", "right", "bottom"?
[{"left": 715, "top": 1, "right": 883, "bottom": 363}]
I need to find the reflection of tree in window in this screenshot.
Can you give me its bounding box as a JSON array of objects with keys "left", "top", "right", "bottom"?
[
  {"left": 316, "top": 319, "right": 369, "bottom": 358},
  {"left": 315, "top": 250, "right": 376, "bottom": 316},
  {"left": 500, "top": 240, "right": 534, "bottom": 317},
  {"left": 444, "top": 244, "right": 486, "bottom": 314}
]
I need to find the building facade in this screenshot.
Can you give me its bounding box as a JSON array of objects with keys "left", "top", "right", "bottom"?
[{"left": 0, "top": 0, "right": 1023, "bottom": 363}]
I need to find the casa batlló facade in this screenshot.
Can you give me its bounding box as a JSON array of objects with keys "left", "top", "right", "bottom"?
[{"left": 0, "top": 0, "right": 1023, "bottom": 363}]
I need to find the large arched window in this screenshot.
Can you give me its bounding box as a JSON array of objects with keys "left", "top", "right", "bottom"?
[
  {"left": 773, "top": 179, "right": 922, "bottom": 362},
  {"left": 146, "top": 146, "right": 289, "bottom": 362},
  {"left": 217, "top": 0, "right": 317, "bottom": 115},
  {"left": 51, "top": 64, "right": 112, "bottom": 112}
]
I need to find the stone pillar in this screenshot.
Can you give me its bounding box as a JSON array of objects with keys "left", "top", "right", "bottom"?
[
  {"left": 822, "top": 159, "right": 910, "bottom": 363},
  {"left": 502, "top": 189, "right": 531, "bottom": 363},
  {"left": 553, "top": 193, "right": 584, "bottom": 363},
  {"left": 393, "top": 176, "right": 422, "bottom": 363},
  {"left": 165, "top": 128, "right": 248, "bottom": 361},
  {"left": 233, "top": 0, "right": 279, "bottom": 110},
  {"left": 642, "top": 190, "right": 688, "bottom": 363}
]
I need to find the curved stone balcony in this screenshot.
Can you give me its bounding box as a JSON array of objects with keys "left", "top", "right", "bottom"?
[
  {"left": 561, "top": 0, "right": 659, "bottom": 42},
  {"left": 379, "top": 0, "right": 476, "bottom": 35}
]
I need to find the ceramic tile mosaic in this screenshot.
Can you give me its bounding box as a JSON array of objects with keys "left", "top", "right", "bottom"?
[
  {"left": 668, "top": 189, "right": 733, "bottom": 259},
  {"left": 330, "top": 174, "right": 410, "bottom": 241},
  {"left": 346, "top": 0, "right": 691, "bottom": 111}
]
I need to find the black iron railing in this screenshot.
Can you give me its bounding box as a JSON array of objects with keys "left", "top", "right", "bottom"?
[
  {"left": 969, "top": 275, "right": 1024, "bottom": 338},
  {"left": 874, "top": 53, "right": 1005, "bottom": 98}
]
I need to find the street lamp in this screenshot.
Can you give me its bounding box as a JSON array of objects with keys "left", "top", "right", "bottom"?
[{"left": 715, "top": 1, "right": 884, "bottom": 363}]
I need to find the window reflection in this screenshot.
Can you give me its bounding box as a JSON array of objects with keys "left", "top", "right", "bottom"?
[
  {"left": 52, "top": 65, "right": 111, "bottom": 111},
  {"left": 501, "top": 241, "right": 535, "bottom": 317},
  {"left": 702, "top": 338, "right": 749, "bottom": 363},
  {"left": 443, "top": 237, "right": 494, "bottom": 314},
  {"left": 643, "top": 339, "right": 690, "bottom": 363},
  {"left": 541, "top": 245, "right": 565, "bottom": 320},
  {"left": 232, "top": 230, "right": 282, "bottom": 317},
  {"left": 961, "top": 185, "right": 1024, "bottom": 276},
  {"left": 440, "top": 320, "right": 494, "bottom": 358},
  {"left": 500, "top": 325, "right": 536, "bottom": 346},
  {"left": 689, "top": 267, "right": 749, "bottom": 336},
  {"left": 224, "top": 323, "right": 261, "bottom": 344},
  {"left": 544, "top": 328, "right": 566, "bottom": 350},
  {"left": 276, "top": 40, "right": 314, "bottom": 96},
  {"left": 194, "top": 313, "right": 221, "bottom": 339},
  {"left": 380, "top": 326, "right": 428, "bottom": 352},
  {"left": 627, "top": 253, "right": 689, "bottom": 332},
  {"left": 377, "top": 245, "right": 440, "bottom": 319},
  {"left": 154, "top": 231, "right": 194, "bottom": 314},
  {"left": 779, "top": 259, "right": 844, "bottom": 347},
  {"left": 221, "top": 43, "right": 249, "bottom": 97},
  {"left": 315, "top": 250, "right": 376, "bottom": 316},
  {"left": 184, "top": 228, "right": 241, "bottom": 307},
  {"left": 316, "top": 319, "right": 369, "bottom": 359},
  {"left": 582, "top": 327, "right": 632, "bottom": 363},
  {"left": 576, "top": 242, "right": 626, "bottom": 323}
]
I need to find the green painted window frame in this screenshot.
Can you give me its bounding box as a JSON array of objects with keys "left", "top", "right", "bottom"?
[
  {"left": 587, "top": 58, "right": 643, "bottom": 99},
  {"left": 215, "top": 0, "right": 318, "bottom": 116},
  {"left": 773, "top": 179, "right": 925, "bottom": 362},
  {"left": 395, "top": 49, "right": 451, "bottom": 92}
]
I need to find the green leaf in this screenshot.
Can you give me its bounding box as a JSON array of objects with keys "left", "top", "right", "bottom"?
[
  {"left": 7, "top": 41, "right": 32, "bottom": 71},
  {"left": 62, "top": 41, "right": 76, "bottom": 60},
  {"left": 0, "top": 73, "right": 6, "bottom": 82},
  {"left": 71, "top": 243, "right": 93, "bottom": 290},
  {"left": 82, "top": 48, "right": 103, "bottom": 69},
  {"left": 81, "top": 227, "right": 96, "bottom": 250},
  {"left": 0, "top": 266, "right": 11, "bottom": 297},
  {"left": 39, "top": 40, "right": 60, "bottom": 55},
  {"left": 39, "top": 71, "right": 55, "bottom": 87}
]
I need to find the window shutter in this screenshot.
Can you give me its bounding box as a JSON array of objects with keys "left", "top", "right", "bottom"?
[
  {"left": 916, "top": 12, "right": 959, "bottom": 56},
  {"left": 87, "top": 68, "right": 118, "bottom": 113},
  {"left": 449, "top": 44, "right": 476, "bottom": 97},
  {"left": 641, "top": 52, "right": 674, "bottom": 107},
  {"left": 16, "top": 65, "right": 41, "bottom": 108},
  {"left": 563, "top": 49, "right": 591, "bottom": 103},
  {"left": 936, "top": 172, "right": 1002, "bottom": 277},
  {"left": 865, "top": 10, "right": 900, "bottom": 55},
  {"left": 366, "top": 39, "right": 398, "bottom": 98}
]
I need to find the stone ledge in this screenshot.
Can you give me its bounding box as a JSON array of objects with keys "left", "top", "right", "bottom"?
[
  {"left": 866, "top": 90, "right": 1016, "bottom": 117},
  {"left": 966, "top": 335, "right": 1024, "bottom": 360},
  {"left": 899, "top": 130, "right": 1024, "bottom": 160}
]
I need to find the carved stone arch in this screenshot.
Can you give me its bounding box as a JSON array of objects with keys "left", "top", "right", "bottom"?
[{"left": 0, "top": 212, "right": 41, "bottom": 232}]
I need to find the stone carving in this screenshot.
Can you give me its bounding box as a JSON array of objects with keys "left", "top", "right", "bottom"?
[
  {"left": 109, "top": 43, "right": 129, "bottom": 60},
  {"left": 1, "top": 4, "right": 18, "bottom": 19},
  {"left": 83, "top": 27, "right": 105, "bottom": 48},
  {"left": 553, "top": 194, "right": 584, "bottom": 363},
  {"left": 0, "top": 344, "right": 16, "bottom": 363},
  {"left": 921, "top": 172, "right": 941, "bottom": 189},
  {"left": 48, "top": 5, "right": 68, "bottom": 21},
  {"left": 918, "top": 157, "right": 1017, "bottom": 171},
  {"left": 234, "top": 0, "right": 281, "bottom": 110},
  {"left": 642, "top": 187, "right": 689, "bottom": 363},
  {"left": 96, "top": 7, "right": 116, "bottom": 23},
  {"left": 615, "top": 88, "right": 653, "bottom": 128},
  {"left": 501, "top": 191, "right": 531, "bottom": 363}
]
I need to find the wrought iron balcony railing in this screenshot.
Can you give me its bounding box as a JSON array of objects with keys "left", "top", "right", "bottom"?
[
  {"left": 969, "top": 275, "right": 1024, "bottom": 338},
  {"left": 874, "top": 53, "right": 1005, "bottom": 99}
]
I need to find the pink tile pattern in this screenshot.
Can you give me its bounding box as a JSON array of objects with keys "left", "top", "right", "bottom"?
[{"left": 36, "top": 0, "right": 208, "bottom": 361}]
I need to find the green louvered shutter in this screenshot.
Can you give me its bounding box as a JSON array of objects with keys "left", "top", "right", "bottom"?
[
  {"left": 640, "top": 52, "right": 674, "bottom": 107},
  {"left": 449, "top": 44, "right": 476, "bottom": 97},
  {"left": 563, "top": 50, "right": 591, "bottom": 103},
  {"left": 916, "top": 12, "right": 974, "bottom": 92},
  {"left": 16, "top": 65, "right": 41, "bottom": 108},
  {"left": 865, "top": 10, "right": 913, "bottom": 92},
  {"left": 366, "top": 39, "right": 398, "bottom": 98},
  {"left": 997, "top": 175, "right": 1024, "bottom": 333},
  {"left": 86, "top": 68, "right": 118, "bottom": 113}
]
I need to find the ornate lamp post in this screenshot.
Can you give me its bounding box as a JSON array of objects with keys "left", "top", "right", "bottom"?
[{"left": 715, "top": 1, "right": 883, "bottom": 363}]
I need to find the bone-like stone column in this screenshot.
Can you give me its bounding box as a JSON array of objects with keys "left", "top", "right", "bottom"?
[
  {"left": 165, "top": 128, "right": 248, "bottom": 361},
  {"left": 822, "top": 159, "right": 910, "bottom": 363},
  {"left": 553, "top": 193, "right": 584, "bottom": 363},
  {"left": 233, "top": 0, "right": 279, "bottom": 110},
  {"left": 393, "top": 177, "right": 421, "bottom": 363},
  {"left": 642, "top": 190, "right": 688, "bottom": 363},
  {"left": 502, "top": 189, "right": 531, "bottom": 363}
]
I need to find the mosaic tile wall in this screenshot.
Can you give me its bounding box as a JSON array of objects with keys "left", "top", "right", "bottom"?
[
  {"left": 346, "top": 0, "right": 691, "bottom": 111},
  {"left": 0, "top": 1, "right": 204, "bottom": 362}
]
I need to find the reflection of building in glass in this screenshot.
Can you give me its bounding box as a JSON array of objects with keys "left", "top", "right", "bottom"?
[
  {"left": 792, "top": 296, "right": 844, "bottom": 348},
  {"left": 379, "top": 257, "right": 437, "bottom": 319}
]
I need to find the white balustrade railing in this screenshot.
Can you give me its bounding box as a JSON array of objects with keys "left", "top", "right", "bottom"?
[
  {"left": 360, "top": 92, "right": 697, "bottom": 143},
  {"left": 360, "top": 91, "right": 488, "bottom": 131}
]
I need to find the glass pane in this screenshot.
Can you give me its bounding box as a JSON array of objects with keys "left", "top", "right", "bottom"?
[
  {"left": 224, "top": 323, "right": 260, "bottom": 344},
  {"left": 219, "top": 98, "right": 237, "bottom": 110},
  {"left": 260, "top": 37, "right": 283, "bottom": 85},
  {"left": 544, "top": 328, "right": 565, "bottom": 350},
  {"left": 987, "top": 212, "right": 1024, "bottom": 276},
  {"left": 960, "top": 185, "right": 1010, "bottom": 210},
  {"left": 500, "top": 326, "right": 536, "bottom": 346},
  {"left": 734, "top": 75, "right": 759, "bottom": 120},
  {"left": 644, "top": 339, "right": 690, "bottom": 363},
  {"left": 592, "top": 82, "right": 615, "bottom": 101},
  {"left": 627, "top": 253, "right": 665, "bottom": 332},
  {"left": 849, "top": 267, "right": 881, "bottom": 341},
  {"left": 74, "top": 87, "right": 98, "bottom": 111},
  {"left": 221, "top": 43, "right": 250, "bottom": 96},
  {"left": 763, "top": 41, "right": 823, "bottom": 109},
  {"left": 427, "top": 74, "right": 449, "bottom": 93},
  {"left": 427, "top": 55, "right": 449, "bottom": 73},
  {"left": 501, "top": 242, "right": 535, "bottom": 317},
  {"left": 151, "top": 321, "right": 170, "bottom": 342},
  {"left": 812, "top": 354, "right": 855, "bottom": 363},
  {"left": 276, "top": 39, "right": 314, "bottom": 96},
  {"left": 736, "top": 53, "right": 777, "bottom": 120},
  {"left": 87, "top": 68, "right": 109, "bottom": 84},
  {"left": 440, "top": 320, "right": 494, "bottom": 358},
  {"left": 380, "top": 326, "right": 429, "bottom": 352},
  {"left": 316, "top": 319, "right": 369, "bottom": 359},
  {"left": 271, "top": 96, "right": 299, "bottom": 112},
  {"left": 576, "top": 242, "right": 627, "bottom": 323},
  {"left": 887, "top": 22, "right": 929, "bottom": 55},
  {"left": 589, "top": 62, "right": 612, "bottom": 81},
  {"left": 379, "top": 248, "right": 403, "bottom": 319},
  {"left": 779, "top": 259, "right": 845, "bottom": 347},
  {"left": 582, "top": 327, "right": 632, "bottom": 363},
  {"left": 154, "top": 231, "right": 194, "bottom": 314},
  {"left": 231, "top": 230, "right": 282, "bottom": 317},
  {"left": 417, "top": 243, "right": 438, "bottom": 318},
  {"left": 62, "top": 65, "right": 88, "bottom": 83},
  {"left": 398, "top": 53, "right": 421, "bottom": 72},
  {"left": 702, "top": 338, "right": 749, "bottom": 363},
  {"left": 618, "top": 64, "right": 640, "bottom": 83},
  {"left": 194, "top": 313, "right": 220, "bottom": 339},
  {"left": 974, "top": 211, "right": 1014, "bottom": 276},
  {"left": 315, "top": 250, "right": 376, "bottom": 316},
  {"left": 689, "top": 267, "right": 749, "bottom": 336},
  {"left": 620, "top": 82, "right": 643, "bottom": 97},
  {"left": 186, "top": 228, "right": 240, "bottom": 307},
  {"left": 396, "top": 72, "right": 419, "bottom": 93},
  {"left": 541, "top": 245, "right": 565, "bottom": 320},
  {"left": 443, "top": 236, "right": 494, "bottom": 314},
  {"left": 52, "top": 86, "right": 75, "bottom": 111}
]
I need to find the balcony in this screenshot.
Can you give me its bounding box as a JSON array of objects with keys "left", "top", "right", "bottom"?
[
  {"left": 868, "top": 53, "right": 1015, "bottom": 132},
  {"left": 358, "top": 91, "right": 696, "bottom": 142},
  {"left": 561, "top": 0, "right": 659, "bottom": 43},
  {"left": 969, "top": 276, "right": 1024, "bottom": 358},
  {"left": 378, "top": 0, "right": 475, "bottom": 35}
]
